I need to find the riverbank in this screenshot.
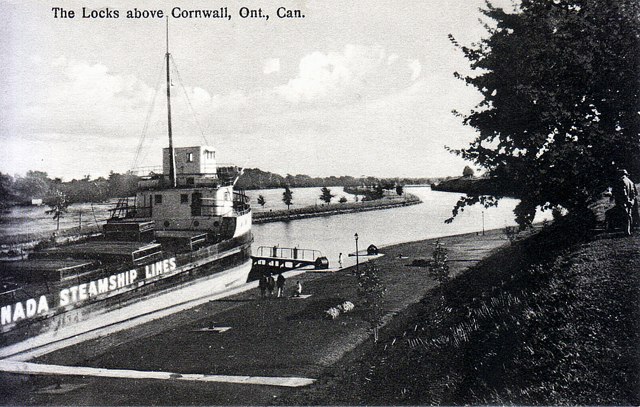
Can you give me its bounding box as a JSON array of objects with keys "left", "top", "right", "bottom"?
[
  {"left": 431, "top": 176, "right": 518, "bottom": 197},
  {"left": 283, "top": 221, "right": 640, "bottom": 405},
  {"left": 2, "top": 221, "right": 633, "bottom": 405},
  {"left": 0, "top": 228, "right": 511, "bottom": 405},
  {"left": 253, "top": 193, "right": 421, "bottom": 224}
]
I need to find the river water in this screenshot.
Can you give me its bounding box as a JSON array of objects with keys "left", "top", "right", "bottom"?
[
  {"left": 1, "top": 187, "right": 550, "bottom": 269},
  {"left": 252, "top": 186, "right": 550, "bottom": 268}
]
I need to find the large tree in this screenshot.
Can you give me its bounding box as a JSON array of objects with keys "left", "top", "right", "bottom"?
[{"left": 449, "top": 0, "right": 640, "bottom": 227}]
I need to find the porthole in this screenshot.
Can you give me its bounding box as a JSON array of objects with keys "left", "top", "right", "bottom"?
[
  {"left": 194, "top": 221, "right": 200, "bottom": 227},
  {"left": 213, "top": 221, "right": 220, "bottom": 227},
  {"left": 164, "top": 221, "right": 170, "bottom": 227}
]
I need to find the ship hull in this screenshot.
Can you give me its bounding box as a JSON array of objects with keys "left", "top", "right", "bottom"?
[{"left": 0, "top": 233, "right": 253, "bottom": 360}]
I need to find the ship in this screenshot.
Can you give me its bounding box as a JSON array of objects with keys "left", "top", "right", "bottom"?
[{"left": 0, "top": 26, "right": 253, "bottom": 359}]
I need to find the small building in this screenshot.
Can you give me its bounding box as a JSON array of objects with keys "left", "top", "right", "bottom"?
[{"left": 31, "top": 198, "right": 43, "bottom": 206}]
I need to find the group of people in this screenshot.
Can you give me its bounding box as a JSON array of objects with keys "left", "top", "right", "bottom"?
[{"left": 258, "top": 273, "right": 302, "bottom": 298}]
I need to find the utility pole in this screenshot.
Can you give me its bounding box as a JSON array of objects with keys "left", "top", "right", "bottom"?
[{"left": 354, "top": 233, "right": 359, "bottom": 274}]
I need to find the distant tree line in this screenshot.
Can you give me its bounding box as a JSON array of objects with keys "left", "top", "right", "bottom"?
[
  {"left": 234, "top": 168, "right": 437, "bottom": 190},
  {"left": 0, "top": 167, "right": 440, "bottom": 208},
  {"left": 0, "top": 170, "right": 140, "bottom": 207}
]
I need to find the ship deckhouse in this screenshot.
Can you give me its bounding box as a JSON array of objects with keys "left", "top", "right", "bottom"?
[
  {"left": 162, "top": 146, "right": 218, "bottom": 187},
  {"left": 106, "top": 144, "right": 250, "bottom": 243},
  {"left": 126, "top": 145, "right": 249, "bottom": 238}
]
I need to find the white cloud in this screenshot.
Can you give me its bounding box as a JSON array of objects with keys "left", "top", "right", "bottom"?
[
  {"left": 276, "top": 44, "right": 417, "bottom": 105},
  {"left": 1, "top": 43, "right": 472, "bottom": 178},
  {"left": 408, "top": 59, "right": 422, "bottom": 81},
  {"left": 263, "top": 58, "right": 280, "bottom": 74}
]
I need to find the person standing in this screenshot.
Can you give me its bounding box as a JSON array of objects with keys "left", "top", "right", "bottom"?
[
  {"left": 338, "top": 252, "right": 343, "bottom": 268},
  {"left": 276, "top": 273, "right": 286, "bottom": 298},
  {"left": 258, "top": 274, "right": 267, "bottom": 299},
  {"left": 267, "top": 273, "right": 276, "bottom": 297},
  {"left": 612, "top": 169, "right": 638, "bottom": 236},
  {"left": 293, "top": 281, "right": 303, "bottom": 297}
]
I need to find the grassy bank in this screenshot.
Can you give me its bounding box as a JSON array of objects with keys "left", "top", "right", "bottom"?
[
  {"left": 284, "top": 221, "right": 640, "bottom": 405},
  {"left": 253, "top": 193, "right": 421, "bottom": 224},
  {"left": 431, "top": 176, "right": 518, "bottom": 197},
  {"left": 1, "top": 222, "right": 636, "bottom": 405},
  {"left": 0, "top": 229, "right": 510, "bottom": 406}
]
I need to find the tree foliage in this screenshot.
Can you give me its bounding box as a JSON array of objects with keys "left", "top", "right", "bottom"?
[
  {"left": 0, "top": 173, "right": 15, "bottom": 208},
  {"left": 13, "top": 171, "right": 50, "bottom": 200},
  {"left": 319, "top": 186, "right": 335, "bottom": 204},
  {"left": 449, "top": 0, "right": 640, "bottom": 228},
  {"left": 282, "top": 185, "right": 294, "bottom": 210},
  {"left": 257, "top": 194, "right": 266, "bottom": 207},
  {"left": 45, "top": 189, "right": 69, "bottom": 231},
  {"left": 463, "top": 166, "right": 475, "bottom": 177}
]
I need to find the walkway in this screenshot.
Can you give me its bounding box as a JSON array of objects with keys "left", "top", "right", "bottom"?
[{"left": 0, "top": 360, "right": 314, "bottom": 387}]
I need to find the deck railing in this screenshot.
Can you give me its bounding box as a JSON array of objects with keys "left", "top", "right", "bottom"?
[{"left": 256, "top": 246, "right": 321, "bottom": 261}]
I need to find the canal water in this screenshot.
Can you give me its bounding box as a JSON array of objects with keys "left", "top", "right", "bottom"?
[
  {"left": 1, "top": 187, "right": 550, "bottom": 270},
  {"left": 251, "top": 186, "right": 550, "bottom": 269}
]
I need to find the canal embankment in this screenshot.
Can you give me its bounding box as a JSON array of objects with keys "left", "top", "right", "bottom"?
[
  {"left": 282, "top": 221, "right": 640, "bottom": 406},
  {"left": 253, "top": 193, "right": 421, "bottom": 224},
  {"left": 3, "top": 221, "right": 635, "bottom": 406},
  {"left": 0, "top": 227, "right": 511, "bottom": 405}
]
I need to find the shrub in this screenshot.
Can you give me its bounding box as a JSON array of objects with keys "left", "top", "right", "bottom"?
[{"left": 325, "top": 307, "right": 341, "bottom": 320}]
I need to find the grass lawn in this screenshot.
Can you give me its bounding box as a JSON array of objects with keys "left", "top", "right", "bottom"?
[
  {"left": 1, "top": 222, "right": 637, "bottom": 405},
  {"left": 282, "top": 220, "right": 640, "bottom": 405}
]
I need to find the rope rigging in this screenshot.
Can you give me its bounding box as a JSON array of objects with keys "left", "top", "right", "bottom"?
[
  {"left": 130, "top": 57, "right": 166, "bottom": 171},
  {"left": 130, "top": 54, "right": 214, "bottom": 173},
  {"left": 170, "top": 54, "right": 212, "bottom": 148}
]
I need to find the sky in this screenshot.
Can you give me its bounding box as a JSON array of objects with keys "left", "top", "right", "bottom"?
[{"left": 0, "top": 0, "right": 516, "bottom": 181}]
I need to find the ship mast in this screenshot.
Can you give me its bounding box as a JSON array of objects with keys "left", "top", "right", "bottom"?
[{"left": 165, "top": 17, "right": 177, "bottom": 188}]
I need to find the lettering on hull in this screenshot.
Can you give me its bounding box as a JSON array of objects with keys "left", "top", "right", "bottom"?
[{"left": 1, "top": 257, "right": 177, "bottom": 327}]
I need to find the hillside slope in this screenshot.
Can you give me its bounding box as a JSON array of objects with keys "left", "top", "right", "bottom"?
[{"left": 287, "top": 223, "right": 640, "bottom": 405}]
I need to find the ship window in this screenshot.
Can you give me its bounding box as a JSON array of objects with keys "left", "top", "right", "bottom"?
[
  {"left": 164, "top": 221, "right": 170, "bottom": 227},
  {"left": 205, "top": 151, "right": 215, "bottom": 160},
  {"left": 186, "top": 152, "right": 193, "bottom": 162},
  {"left": 180, "top": 194, "right": 189, "bottom": 204},
  {"left": 155, "top": 194, "right": 163, "bottom": 204},
  {"left": 193, "top": 221, "right": 200, "bottom": 227},
  {"left": 186, "top": 177, "right": 195, "bottom": 185}
]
